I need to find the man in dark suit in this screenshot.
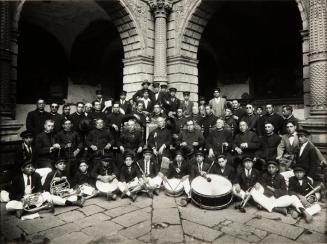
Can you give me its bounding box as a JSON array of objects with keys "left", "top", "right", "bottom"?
[
  {"left": 49, "top": 103, "right": 65, "bottom": 133},
  {"left": 165, "top": 88, "right": 181, "bottom": 117},
  {"left": 281, "top": 105, "right": 299, "bottom": 135},
  {"left": 241, "top": 104, "right": 258, "bottom": 132},
  {"left": 257, "top": 104, "right": 284, "bottom": 136},
  {"left": 294, "top": 129, "right": 319, "bottom": 180},
  {"left": 119, "top": 90, "right": 131, "bottom": 115},
  {"left": 180, "top": 91, "right": 194, "bottom": 117},
  {"left": 132, "top": 80, "right": 155, "bottom": 102},
  {"left": 5, "top": 160, "right": 53, "bottom": 218},
  {"left": 210, "top": 154, "right": 235, "bottom": 182},
  {"left": 199, "top": 105, "right": 218, "bottom": 138},
  {"left": 35, "top": 120, "right": 60, "bottom": 168},
  {"left": 16, "top": 130, "right": 35, "bottom": 169},
  {"left": 189, "top": 151, "right": 211, "bottom": 181},
  {"left": 26, "top": 98, "right": 51, "bottom": 137},
  {"left": 70, "top": 102, "right": 85, "bottom": 135}
]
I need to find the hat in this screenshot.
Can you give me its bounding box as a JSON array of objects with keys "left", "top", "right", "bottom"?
[
  {"left": 194, "top": 150, "right": 204, "bottom": 157},
  {"left": 96, "top": 90, "right": 103, "bottom": 95},
  {"left": 120, "top": 90, "right": 127, "bottom": 96},
  {"left": 242, "top": 157, "right": 253, "bottom": 163},
  {"left": 55, "top": 159, "right": 66, "bottom": 165},
  {"left": 293, "top": 166, "right": 305, "bottom": 172},
  {"left": 21, "top": 159, "right": 33, "bottom": 168},
  {"left": 199, "top": 96, "right": 205, "bottom": 101},
  {"left": 124, "top": 152, "right": 134, "bottom": 159},
  {"left": 183, "top": 91, "right": 190, "bottom": 96},
  {"left": 142, "top": 80, "right": 151, "bottom": 86},
  {"left": 101, "top": 154, "right": 112, "bottom": 161},
  {"left": 142, "top": 148, "right": 153, "bottom": 154},
  {"left": 267, "top": 160, "right": 279, "bottom": 167},
  {"left": 152, "top": 82, "right": 160, "bottom": 88},
  {"left": 297, "top": 129, "right": 310, "bottom": 136},
  {"left": 169, "top": 87, "right": 177, "bottom": 92},
  {"left": 78, "top": 158, "right": 88, "bottom": 165},
  {"left": 213, "top": 88, "right": 221, "bottom": 93},
  {"left": 174, "top": 150, "right": 183, "bottom": 157},
  {"left": 20, "top": 130, "right": 33, "bottom": 138},
  {"left": 160, "top": 84, "right": 168, "bottom": 89}
]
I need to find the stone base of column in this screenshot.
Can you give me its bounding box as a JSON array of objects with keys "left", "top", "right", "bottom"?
[
  {"left": 0, "top": 118, "right": 23, "bottom": 143},
  {"left": 299, "top": 114, "right": 327, "bottom": 155}
]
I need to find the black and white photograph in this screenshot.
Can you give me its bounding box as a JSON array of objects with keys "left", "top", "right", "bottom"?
[{"left": 0, "top": 0, "right": 326, "bottom": 243}]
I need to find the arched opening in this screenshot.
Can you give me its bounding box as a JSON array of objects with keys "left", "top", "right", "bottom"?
[
  {"left": 17, "top": 21, "right": 68, "bottom": 104},
  {"left": 70, "top": 19, "right": 123, "bottom": 100},
  {"left": 198, "top": 1, "right": 303, "bottom": 102}
]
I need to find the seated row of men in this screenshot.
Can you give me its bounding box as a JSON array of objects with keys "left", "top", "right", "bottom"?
[{"left": 3, "top": 146, "right": 321, "bottom": 224}]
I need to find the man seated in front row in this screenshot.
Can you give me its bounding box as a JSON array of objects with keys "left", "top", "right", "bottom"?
[
  {"left": 210, "top": 154, "right": 235, "bottom": 182},
  {"left": 166, "top": 150, "right": 191, "bottom": 206},
  {"left": 118, "top": 153, "right": 143, "bottom": 202},
  {"left": 5, "top": 160, "right": 54, "bottom": 218},
  {"left": 135, "top": 148, "right": 162, "bottom": 198}
]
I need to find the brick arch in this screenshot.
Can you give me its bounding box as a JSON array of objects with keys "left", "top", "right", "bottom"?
[{"left": 178, "top": 0, "right": 309, "bottom": 59}]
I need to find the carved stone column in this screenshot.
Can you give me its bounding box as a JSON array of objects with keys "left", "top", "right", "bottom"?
[
  {"left": 300, "top": 0, "right": 327, "bottom": 154},
  {"left": 149, "top": 0, "right": 172, "bottom": 85}
]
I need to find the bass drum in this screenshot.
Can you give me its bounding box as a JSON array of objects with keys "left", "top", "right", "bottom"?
[
  {"left": 163, "top": 178, "right": 184, "bottom": 197},
  {"left": 191, "top": 174, "right": 233, "bottom": 210}
]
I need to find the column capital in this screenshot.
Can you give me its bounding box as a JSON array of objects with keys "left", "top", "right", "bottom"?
[{"left": 148, "top": 0, "right": 172, "bottom": 18}]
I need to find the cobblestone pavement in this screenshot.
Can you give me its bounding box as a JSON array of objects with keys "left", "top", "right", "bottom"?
[{"left": 1, "top": 192, "right": 326, "bottom": 243}]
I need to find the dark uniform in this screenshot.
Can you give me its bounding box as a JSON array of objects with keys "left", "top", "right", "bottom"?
[
  {"left": 35, "top": 131, "right": 57, "bottom": 168},
  {"left": 294, "top": 142, "right": 319, "bottom": 180},
  {"left": 241, "top": 114, "right": 258, "bottom": 132},
  {"left": 70, "top": 112, "right": 85, "bottom": 134},
  {"left": 189, "top": 160, "right": 211, "bottom": 181},
  {"left": 288, "top": 175, "right": 313, "bottom": 196},
  {"left": 259, "top": 172, "right": 287, "bottom": 198},
  {"left": 199, "top": 113, "right": 217, "bottom": 137},
  {"left": 148, "top": 127, "right": 173, "bottom": 158},
  {"left": 136, "top": 158, "right": 160, "bottom": 178},
  {"left": 178, "top": 129, "right": 205, "bottom": 152},
  {"left": 167, "top": 160, "right": 189, "bottom": 179},
  {"left": 257, "top": 133, "right": 281, "bottom": 161},
  {"left": 119, "top": 164, "right": 142, "bottom": 183},
  {"left": 26, "top": 110, "right": 51, "bottom": 136},
  {"left": 258, "top": 113, "right": 284, "bottom": 136},
  {"left": 73, "top": 171, "right": 95, "bottom": 187},
  {"left": 91, "top": 160, "right": 118, "bottom": 179},
  {"left": 234, "top": 167, "right": 261, "bottom": 191},
  {"left": 233, "top": 130, "right": 260, "bottom": 159},
  {"left": 209, "top": 163, "right": 235, "bottom": 182},
  {"left": 206, "top": 129, "right": 233, "bottom": 155},
  {"left": 49, "top": 112, "right": 65, "bottom": 133}
]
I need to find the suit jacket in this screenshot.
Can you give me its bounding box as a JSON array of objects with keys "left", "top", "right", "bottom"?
[
  {"left": 281, "top": 115, "right": 299, "bottom": 135},
  {"left": 276, "top": 134, "right": 299, "bottom": 160},
  {"left": 50, "top": 113, "right": 65, "bottom": 133},
  {"left": 55, "top": 130, "right": 83, "bottom": 158},
  {"left": 35, "top": 132, "right": 57, "bottom": 168},
  {"left": 70, "top": 112, "right": 85, "bottom": 133},
  {"left": 26, "top": 110, "right": 51, "bottom": 136},
  {"left": 167, "top": 160, "right": 189, "bottom": 179},
  {"left": 233, "top": 130, "right": 260, "bottom": 157},
  {"left": 209, "top": 97, "right": 226, "bottom": 118},
  {"left": 288, "top": 176, "right": 313, "bottom": 196},
  {"left": 257, "top": 133, "right": 281, "bottom": 160},
  {"left": 153, "top": 92, "right": 165, "bottom": 106},
  {"left": 199, "top": 113, "right": 218, "bottom": 137},
  {"left": 119, "top": 164, "right": 142, "bottom": 183},
  {"left": 16, "top": 142, "right": 35, "bottom": 167},
  {"left": 209, "top": 163, "right": 235, "bottom": 182},
  {"left": 294, "top": 142, "right": 319, "bottom": 179},
  {"left": 259, "top": 173, "right": 287, "bottom": 198},
  {"left": 234, "top": 168, "right": 260, "bottom": 190},
  {"left": 136, "top": 159, "right": 159, "bottom": 178},
  {"left": 86, "top": 128, "right": 114, "bottom": 151},
  {"left": 180, "top": 100, "right": 194, "bottom": 116},
  {"left": 206, "top": 129, "right": 233, "bottom": 154},
  {"left": 119, "top": 100, "right": 132, "bottom": 115},
  {"left": 72, "top": 171, "right": 95, "bottom": 187},
  {"left": 9, "top": 172, "right": 43, "bottom": 200},
  {"left": 241, "top": 114, "right": 258, "bottom": 132},
  {"left": 91, "top": 161, "right": 118, "bottom": 179},
  {"left": 148, "top": 127, "right": 172, "bottom": 150}
]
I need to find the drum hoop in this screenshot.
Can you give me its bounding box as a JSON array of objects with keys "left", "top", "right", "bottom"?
[
  {"left": 191, "top": 195, "right": 233, "bottom": 210},
  {"left": 191, "top": 189, "right": 232, "bottom": 198}
]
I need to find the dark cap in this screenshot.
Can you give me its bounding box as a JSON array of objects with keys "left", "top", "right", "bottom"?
[
  {"left": 293, "top": 166, "right": 306, "bottom": 172},
  {"left": 78, "top": 158, "right": 88, "bottom": 165},
  {"left": 169, "top": 87, "right": 177, "bottom": 92},
  {"left": 96, "top": 90, "right": 103, "bottom": 95},
  {"left": 20, "top": 130, "right": 33, "bottom": 138},
  {"left": 152, "top": 82, "right": 160, "bottom": 88},
  {"left": 124, "top": 152, "right": 134, "bottom": 159},
  {"left": 21, "top": 159, "right": 33, "bottom": 168},
  {"left": 267, "top": 160, "right": 279, "bottom": 167},
  {"left": 194, "top": 150, "right": 204, "bottom": 157},
  {"left": 183, "top": 91, "right": 190, "bottom": 96},
  {"left": 297, "top": 129, "right": 310, "bottom": 136},
  {"left": 160, "top": 84, "right": 168, "bottom": 88},
  {"left": 120, "top": 90, "right": 127, "bottom": 96},
  {"left": 55, "top": 159, "right": 66, "bottom": 165},
  {"left": 242, "top": 157, "right": 253, "bottom": 163},
  {"left": 142, "top": 80, "right": 151, "bottom": 86},
  {"left": 213, "top": 88, "right": 221, "bottom": 93},
  {"left": 174, "top": 150, "right": 183, "bottom": 157},
  {"left": 142, "top": 148, "right": 153, "bottom": 154},
  {"left": 199, "top": 96, "right": 205, "bottom": 101},
  {"left": 101, "top": 155, "right": 112, "bottom": 161}
]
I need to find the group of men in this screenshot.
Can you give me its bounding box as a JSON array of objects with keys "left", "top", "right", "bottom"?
[{"left": 2, "top": 80, "right": 326, "bottom": 223}]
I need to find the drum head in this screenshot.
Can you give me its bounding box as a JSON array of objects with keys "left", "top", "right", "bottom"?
[
  {"left": 96, "top": 180, "right": 118, "bottom": 193},
  {"left": 191, "top": 174, "right": 232, "bottom": 196},
  {"left": 163, "top": 178, "right": 184, "bottom": 191}
]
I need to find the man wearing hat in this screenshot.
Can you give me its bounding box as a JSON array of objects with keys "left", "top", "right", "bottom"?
[
  {"left": 152, "top": 82, "right": 164, "bottom": 106},
  {"left": 189, "top": 150, "right": 211, "bottom": 182},
  {"left": 180, "top": 91, "right": 194, "bottom": 117},
  {"left": 117, "top": 153, "right": 142, "bottom": 201},
  {"left": 233, "top": 157, "right": 260, "bottom": 211},
  {"left": 208, "top": 88, "right": 226, "bottom": 118},
  {"left": 198, "top": 96, "right": 206, "bottom": 117},
  {"left": 136, "top": 148, "right": 162, "bottom": 197},
  {"left": 132, "top": 79, "right": 155, "bottom": 103},
  {"left": 5, "top": 160, "right": 53, "bottom": 218},
  {"left": 165, "top": 87, "right": 181, "bottom": 117},
  {"left": 93, "top": 89, "right": 105, "bottom": 111},
  {"left": 16, "top": 130, "right": 35, "bottom": 169},
  {"left": 26, "top": 98, "right": 51, "bottom": 137},
  {"left": 119, "top": 90, "right": 131, "bottom": 114},
  {"left": 91, "top": 154, "right": 119, "bottom": 200}
]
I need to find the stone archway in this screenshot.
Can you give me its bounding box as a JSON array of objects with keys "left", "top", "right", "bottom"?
[{"left": 167, "top": 0, "right": 309, "bottom": 105}]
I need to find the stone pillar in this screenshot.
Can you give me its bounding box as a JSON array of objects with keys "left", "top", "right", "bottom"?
[
  {"left": 300, "top": 0, "right": 327, "bottom": 153},
  {"left": 149, "top": 0, "right": 172, "bottom": 85}
]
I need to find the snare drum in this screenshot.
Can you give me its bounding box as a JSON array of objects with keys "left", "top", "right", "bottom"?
[
  {"left": 191, "top": 174, "right": 233, "bottom": 210},
  {"left": 163, "top": 178, "right": 184, "bottom": 197},
  {"left": 96, "top": 179, "right": 118, "bottom": 193}
]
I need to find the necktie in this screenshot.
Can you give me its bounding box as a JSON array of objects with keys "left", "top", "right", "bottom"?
[
  {"left": 128, "top": 167, "right": 131, "bottom": 174},
  {"left": 146, "top": 161, "right": 149, "bottom": 175},
  {"left": 27, "top": 176, "right": 31, "bottom": 185}
]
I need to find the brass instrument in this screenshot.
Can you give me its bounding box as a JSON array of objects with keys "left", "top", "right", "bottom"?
[
  {"left": 23, "top": 193, "right": 53, "bottom": 213},
  {"left": 305, "top": 182, "right": 324, "bottom": 204},
  {"left": 50, "top": 175, "right": 80, "bottom": 198}
]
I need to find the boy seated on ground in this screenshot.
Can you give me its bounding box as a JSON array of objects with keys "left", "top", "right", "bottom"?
[{"left": 117, "top": 153, "right": 143, "bottom": 202}]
